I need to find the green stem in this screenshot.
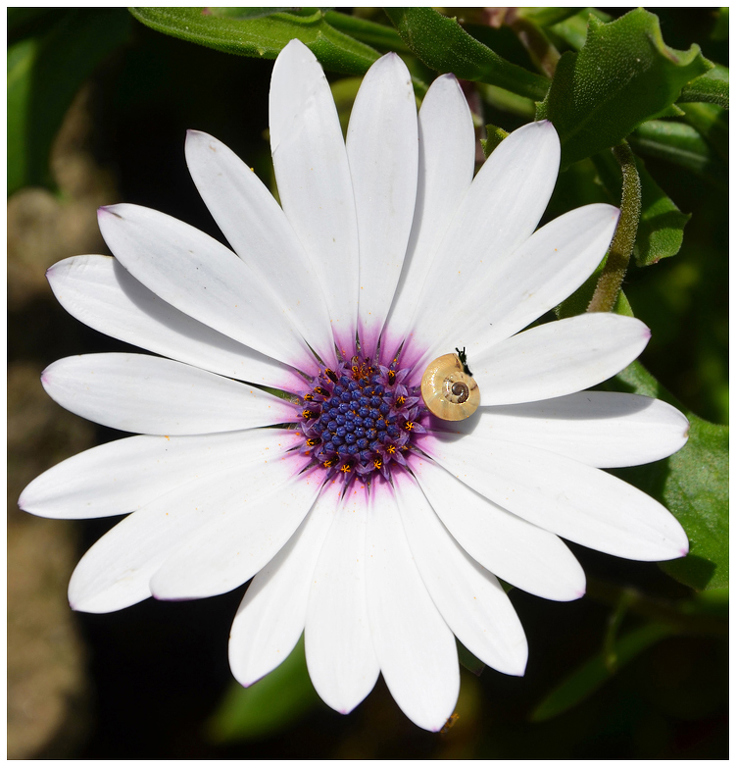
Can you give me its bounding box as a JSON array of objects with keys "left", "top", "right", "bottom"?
[{"left": 587, "top": 141, "right": 641, "bottom": 313}]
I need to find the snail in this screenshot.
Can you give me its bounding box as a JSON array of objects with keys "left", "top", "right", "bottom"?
[{"left": 420, "top": 348, "right": 480, "bottom": 421}]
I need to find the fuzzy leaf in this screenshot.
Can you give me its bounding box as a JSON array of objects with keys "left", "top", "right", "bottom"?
[
  {"left": 604, "top": 362, "right": 728, "bottom": 591},
  {"left": 679, "top": 63, "right": 729, "bottom": 109},
  {"left": 630, "top": 120, "right": 727, "bottom": 188},
  {"left": 679, "top": 102, "right": 729, "bottom": 162},
  {"left": 516, "top": 7, "right": 585, "bottom": 29},
  {"left": 129, "top": 7, "right": 381, "bottom": 76},
  {"left": 536, "top": 8, "right": 712, "bottom": 166},
  {"left": 480, "top": 123, "right": 509, "bottom": 158},
  {"left": 207, "top": 7, "right": 411, "bottom": 53},
  {"left": 633, "top": 160, "right": 691, "bottom": 265},
  {"left": 548, "top": 7, "right": 612, "bottom": 51},
  {"left": 590, "top": 150, "right": 691, "bottom": 266},
  {"left": 384, "top": 7, "right": 550, "bottom": 101}
]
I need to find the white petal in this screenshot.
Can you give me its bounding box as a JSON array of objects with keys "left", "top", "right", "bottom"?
[
  {"left": 394, "top": 474, "right": 528, "bottom": 675},
  {"left": 410, "top": 121, "right": 560, "bottom": 349},
  {"left": 473, "top": 314, "right": 651, "bottom": 406},
  {"left": 346, "top": 53, "right": 418, "bottom": 354},
  {"left": 305, "top": 484, "right": 380, "bottom": 714},
  {"left": 423, "top": 433, "right": 689, "bottom": 562},
  {"left": 47, "top": 255, "right": 304, "bottom": 391},
  {"left": 97, "top": 204, "right": 314, "bottom": 370},
  {"left": 185, "top": 131, "right": 335, "bottom": 362},
  {"left": 68, "top": 429, "right": 296, "bottom": 612},
  {"left": 410, "top": 455, "right": 585, "bottom": 601},
  {"left": 365, "top": 481, "right": 459, "bottom": 731},
  {"left": 384, "top": 74, "right": 475, "bottom": 351},
  {"left": 149, "top": 458, "right": 322, "bottom": 599},
  {"left": 19, "top": 429, "right": 301, "bottom": 519},
  {"left": 42, "top": 353, "right": 295, "bottom": 435},
  {"left": 269, "top": 39, "right": 360, "bottom": 350},
  {"left": 434, "top": 204, "right": 620, "bottom": 362},
  {"left": 446, "top": 392, "right": 689, "bottom": 468},
  {"left": 229, "top": 481, "right": 340, "bottom": 686}
]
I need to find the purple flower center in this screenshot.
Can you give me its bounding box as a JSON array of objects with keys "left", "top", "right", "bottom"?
[{"left": 296, "top": 349, "right": 426, "bottom": 482}]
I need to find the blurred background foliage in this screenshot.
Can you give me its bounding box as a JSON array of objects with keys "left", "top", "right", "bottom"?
[{"left": 8, "top": 6, "right": 727, "bottom": 759}]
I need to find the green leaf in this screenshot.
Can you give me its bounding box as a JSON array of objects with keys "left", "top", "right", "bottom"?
[
  {"left": 605, "top": 362, "right": 729, "bottom": 591},
  {"left": 7, "top": 38, "right": 36, "bottom": 195},
  {"left": 384, "top": 7, "right": 550, "bottom": 101},
  {"left": 207, "top": 7, "right": 411, "bottom": 53},
  {"left": 548, "top": 7, "right": 612, "bottom": 51},
  {"left": 679, "top": 63, "right": 729, "bottom": 109},
  {"left": 516, "top": 7, "right": 585, "bottom": 29},
  {"left": 206, "top": 7, "right": 295, "bottom": 20},
  {"left": 478, "top": 83, "right": 536, "bottom": 119},
  {"left": 657, "top": 416, "right": 729, "bottom": 590},
  {"left": 8, "top": 8, "right": 132, "bottom": 196},
  {"left": 531, "top": 623, "right": 675, "bottom": 721},
  {"left": 480, "top": 123, "right": 509, "bottom": 158},
  {"left": 629, "top": 120, "right": 727, "bottom": 188},
  {"left": 591, "top": 150, "right": 691, "bottom": 266},
  {"left": 634, "top": 160, "right": 691, "bottom": 266},
  {"left": 129, "top": 7, "right": 382, "bottom": 76},
  {"left": 206, "top": 635, "right": 321, "bottom": 743},
  {"left": 711, "top": 7, "right": 729, "bottom": 41},
  {"left": 457, "top": 641, "right": 485, "bottom": 677},
  {"left": 536, "top": 8, "right": 713, "bottom": 166},
  {"left": 322, "top": 10, "right": 411, "bottom": 54},
  {"left": 679, "top": 102, "right": 729, "bottom": 162}
]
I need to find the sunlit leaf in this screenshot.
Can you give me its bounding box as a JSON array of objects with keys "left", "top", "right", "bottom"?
[
  {"left": 206, "top": 7, "right": 294, "bottom": 20},
  {"left": 605, "top": 362, "right": 729, "bottom": 591},
  {"left": 547, "top": 7, "right": 611, "bottom": 51},
  {"left": 129, "top": 7, "right": 382, "bottom": 76},
  {"left": 679, "top": 102, "right": 729, "bottom": 161},
  {"left": 323, "top": 10, "right": 411, "bottom": 53},
  {"left": 633, "top": 161, "right": 691, "bottom": 266},
  {"left": 480, "top": 123, "right": 509, "bottom": 158},
  {"left": 536, "top": 8, "right": 712, "bottom": 166},
  {"left": 591, "top": 150, "right": 691, "bottom": 266},
  {"left": 679, "top": 63, "right": 729, "bottom": 109},
  {"left": 516, "top": 7, "right": 585, "bottom": 29},
  {"left": 207, "top": 7, "right": 411, "bottom": 53},
  {"left": 629, "top": 120, "right": 727, "bottom": 188},
  {"left": 384, "top": 7, "right": 550, "bottom": 101}
]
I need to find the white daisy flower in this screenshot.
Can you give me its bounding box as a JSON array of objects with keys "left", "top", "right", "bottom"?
[{"left": 19, "top": 39, "right": 689, "bottom": 731}]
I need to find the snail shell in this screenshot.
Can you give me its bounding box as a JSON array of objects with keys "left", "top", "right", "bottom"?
[{"left": 420, "top": 353, "right": 480, "bottom": 421}]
